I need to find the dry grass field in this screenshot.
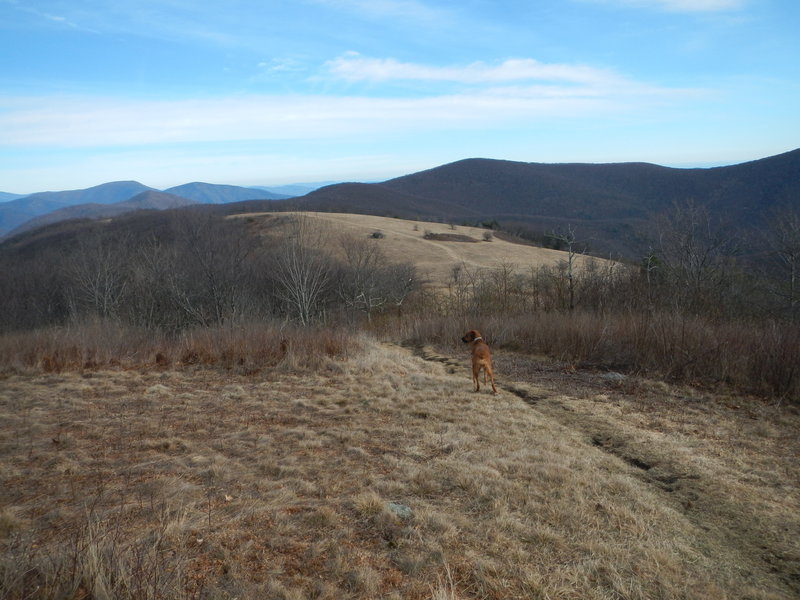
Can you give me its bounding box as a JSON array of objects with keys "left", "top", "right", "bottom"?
[
  {"left": 234, "top": 212, "right": 604, "bottom": 286},
  {"left": 2, "top": 337, "right": 798, "bottom": 599}
]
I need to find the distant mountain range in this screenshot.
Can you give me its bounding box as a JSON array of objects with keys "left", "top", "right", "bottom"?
[
  {"left": 2, "top": 149, "right": 798, "bottom": 257},
  {"left": 250, "top": 182, "right": 339, "bottom": 197},
  {"left": 163, "top": 182, "right": 289, "bottom": 205},
  {"left": 16, "top": 191, "right": 197, "bottom": 234},
  {"left": 0, "top": 181, "right": 294, "bottom": 237},
  {"left": 0, "top": 192, "right": 25, "bottom": 202}
]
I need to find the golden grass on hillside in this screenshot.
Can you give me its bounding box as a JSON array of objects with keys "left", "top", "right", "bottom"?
[
  {"left": 1, "top": 339, "right": 798, "bottom": 599},
  {"left": 233, "top": 211, "right": 608, "bottom": 287}
]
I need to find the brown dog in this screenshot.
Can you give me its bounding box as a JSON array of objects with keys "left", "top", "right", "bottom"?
[{"left": 461, "top": 330, "right": 497, "bottom": 394}]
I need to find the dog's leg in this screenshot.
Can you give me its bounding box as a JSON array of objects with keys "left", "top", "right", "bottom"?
[
  {"left": 472, "top": 364, "right": 481, "bottom": 392},
  {"left": 487, "top": 365, "right": 497, "bottom": 394}
]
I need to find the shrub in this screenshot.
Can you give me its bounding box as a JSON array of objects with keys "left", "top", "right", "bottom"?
[{"left": 0, "top": 319, "right": 359, "bottom": 374}]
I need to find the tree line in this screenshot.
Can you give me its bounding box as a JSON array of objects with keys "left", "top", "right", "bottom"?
[
  {"left": 1, "top": 201, "right": 798, "bottom": 332},
  {"left": 0, "top": 212, "right": 417, "bottom": 334}
]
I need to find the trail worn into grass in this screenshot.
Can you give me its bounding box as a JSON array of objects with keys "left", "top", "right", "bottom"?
[
  {"left": 416, "top": 343, "right": 800, "bottom": 598},
  {"left": 1, "top": 342, "right": 798, "bottom": 599}
]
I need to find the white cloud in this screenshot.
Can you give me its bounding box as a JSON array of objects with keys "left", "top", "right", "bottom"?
[
  {"left": 0, "top": 53, "right": 705, "bottom": 150},
  {"left": 0, "top": 95, "right": 553, "bottom": 147},
  {"left": 258, "top": 58, "right": 302, "bottom": 73},
  {"left": 0, "top": 83, "right": 704, "bottom": 150},
  {"left": 581, "top": 0, "right": 744, "bottom": 12},
  {"left": 11, "top": 5, "right": 85, "bottom": 30},
  {"left": 323, "top": 54, "right": 704, "bottom": 104},
  {"left": 325, "top": 54, "right": 625, "bottom": 86}
]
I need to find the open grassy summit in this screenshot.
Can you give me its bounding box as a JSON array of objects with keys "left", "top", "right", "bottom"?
[{"left": 1, "top": 336, "right": 798, "bottom": 599}]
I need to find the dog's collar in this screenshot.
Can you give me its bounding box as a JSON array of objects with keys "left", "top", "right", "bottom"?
[{"left": 473, "top": 336, "right": 483, "bottom": 342}]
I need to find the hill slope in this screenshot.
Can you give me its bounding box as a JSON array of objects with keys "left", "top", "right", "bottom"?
[
  {"left": 0, "top": 182, "right": 285, "bottom": 237},
  {"left": 7, "top": 191, "right": 197, "bottom": 237},
  {"left": 164, "top": 182, "right": 290, "bottom": 203},
  {"left": 237, "top": 211, "right": 605, "bottom": 286},
  {"left": 383, "top": 149, "right": 800, "bottom": 220},
  {"left": 281, "top": 149, "right": 800, "bottom": 257},
  {"left": 258, "top": 182, "right": 481, "bottom": 221},
  {"left": 0, "top": 192, "right": 26, "bottom": 202},
  {"left": 0, "top": 181, "right": 155, "bottom": 236}
]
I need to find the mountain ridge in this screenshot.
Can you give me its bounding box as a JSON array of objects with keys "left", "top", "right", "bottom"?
[
  {"left": 2, "top": 149, "right": 798, "bottom": 255},
  {"left": 0, "top": 192, "right": 26, "bottom": 202},
  {"left": 269, "top": 148, "right": 800, "bottom": 256},
  {"left": 0, "top": 181, "right": 156, "bottom": 236},
  {"left": 0, "top": 181, "right": 291, "bottom": 237},
  {"left": 164, "top": 182, "right": 290, "bottom": 204},
  {"left": 8, "top": 191, "right": 198, "bottom": 237}
]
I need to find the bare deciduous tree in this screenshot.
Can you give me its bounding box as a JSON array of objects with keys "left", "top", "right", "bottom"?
[
  {"left": 274, "top": 216, "right": 334, "bottom": 325},
  {"left": 549, "top": 225, "right": 579, "bottom": 311},
  {"left": 337, "top": 235, "right": 386, "bottom": 320},
  {"left": 170, "top": 213, "right": 258, "bottom": 326},
  {"left": 383, "top": 261, "right": 417, "bottom": 312},
  {"left": 336, "top": 234, "right": 418, "bottom": 321},
  {"left": 653, "top": 200, "right": 739, "bottom": 315},
  {"left": 66, "top": 232, "right": 130, "bottom": 320},
  {"left": 763, "top": 205, "right": 800, "bottom": 321}
]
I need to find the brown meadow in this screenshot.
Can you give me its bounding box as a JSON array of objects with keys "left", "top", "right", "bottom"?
[{"left": 1, "top": 333, "right": 798, "bottom": 599}]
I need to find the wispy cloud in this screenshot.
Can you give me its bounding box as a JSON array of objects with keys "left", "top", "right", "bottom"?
[
  {"left": 579, "top": 0, "right": 745, "bottom": 12},
  {"left": 9, "top": 4, "right": 88, "bottom": 31},
  {"left": 257, "top": 57, "right": 307, "bottom": 74},
  {"left": 0, "top": 94, "right": 570, "bottom": 147},
  {"left": 0, "top": 72, "right": 706, "bottom": 150},
  {"left": 0, "top": 48, "right": 706, "bottom": 151},
  {"left": 323, "top": 53, "right": 704, "bottom": 103},
  {"left": 5, "top": 1, "right": 247, "bottom": 48},
  {"left": 325, "top": 53, "right": 625, "bottom": 86}
]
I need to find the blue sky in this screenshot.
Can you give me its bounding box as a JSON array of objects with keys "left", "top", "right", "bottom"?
[{"left": 1, "top": 0, "right": 798, "bottom": 193}]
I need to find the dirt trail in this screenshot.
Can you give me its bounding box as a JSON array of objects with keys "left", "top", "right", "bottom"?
[{"left": 412, "top": 343, "right": 800, "bottom": 597}]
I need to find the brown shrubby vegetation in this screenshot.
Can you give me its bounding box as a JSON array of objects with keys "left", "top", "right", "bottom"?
[
  {"left": 392, "top": 309, "right": 799, "bottom": 401},
  {"left": 0, "top": 207, "right": 798, "bottom": 400},
  {"left": 0, "top": 319, "right": 357, "bottom": 374},
  {"left": 386, "top": 202, "right": 800, "bottom": 402}
]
